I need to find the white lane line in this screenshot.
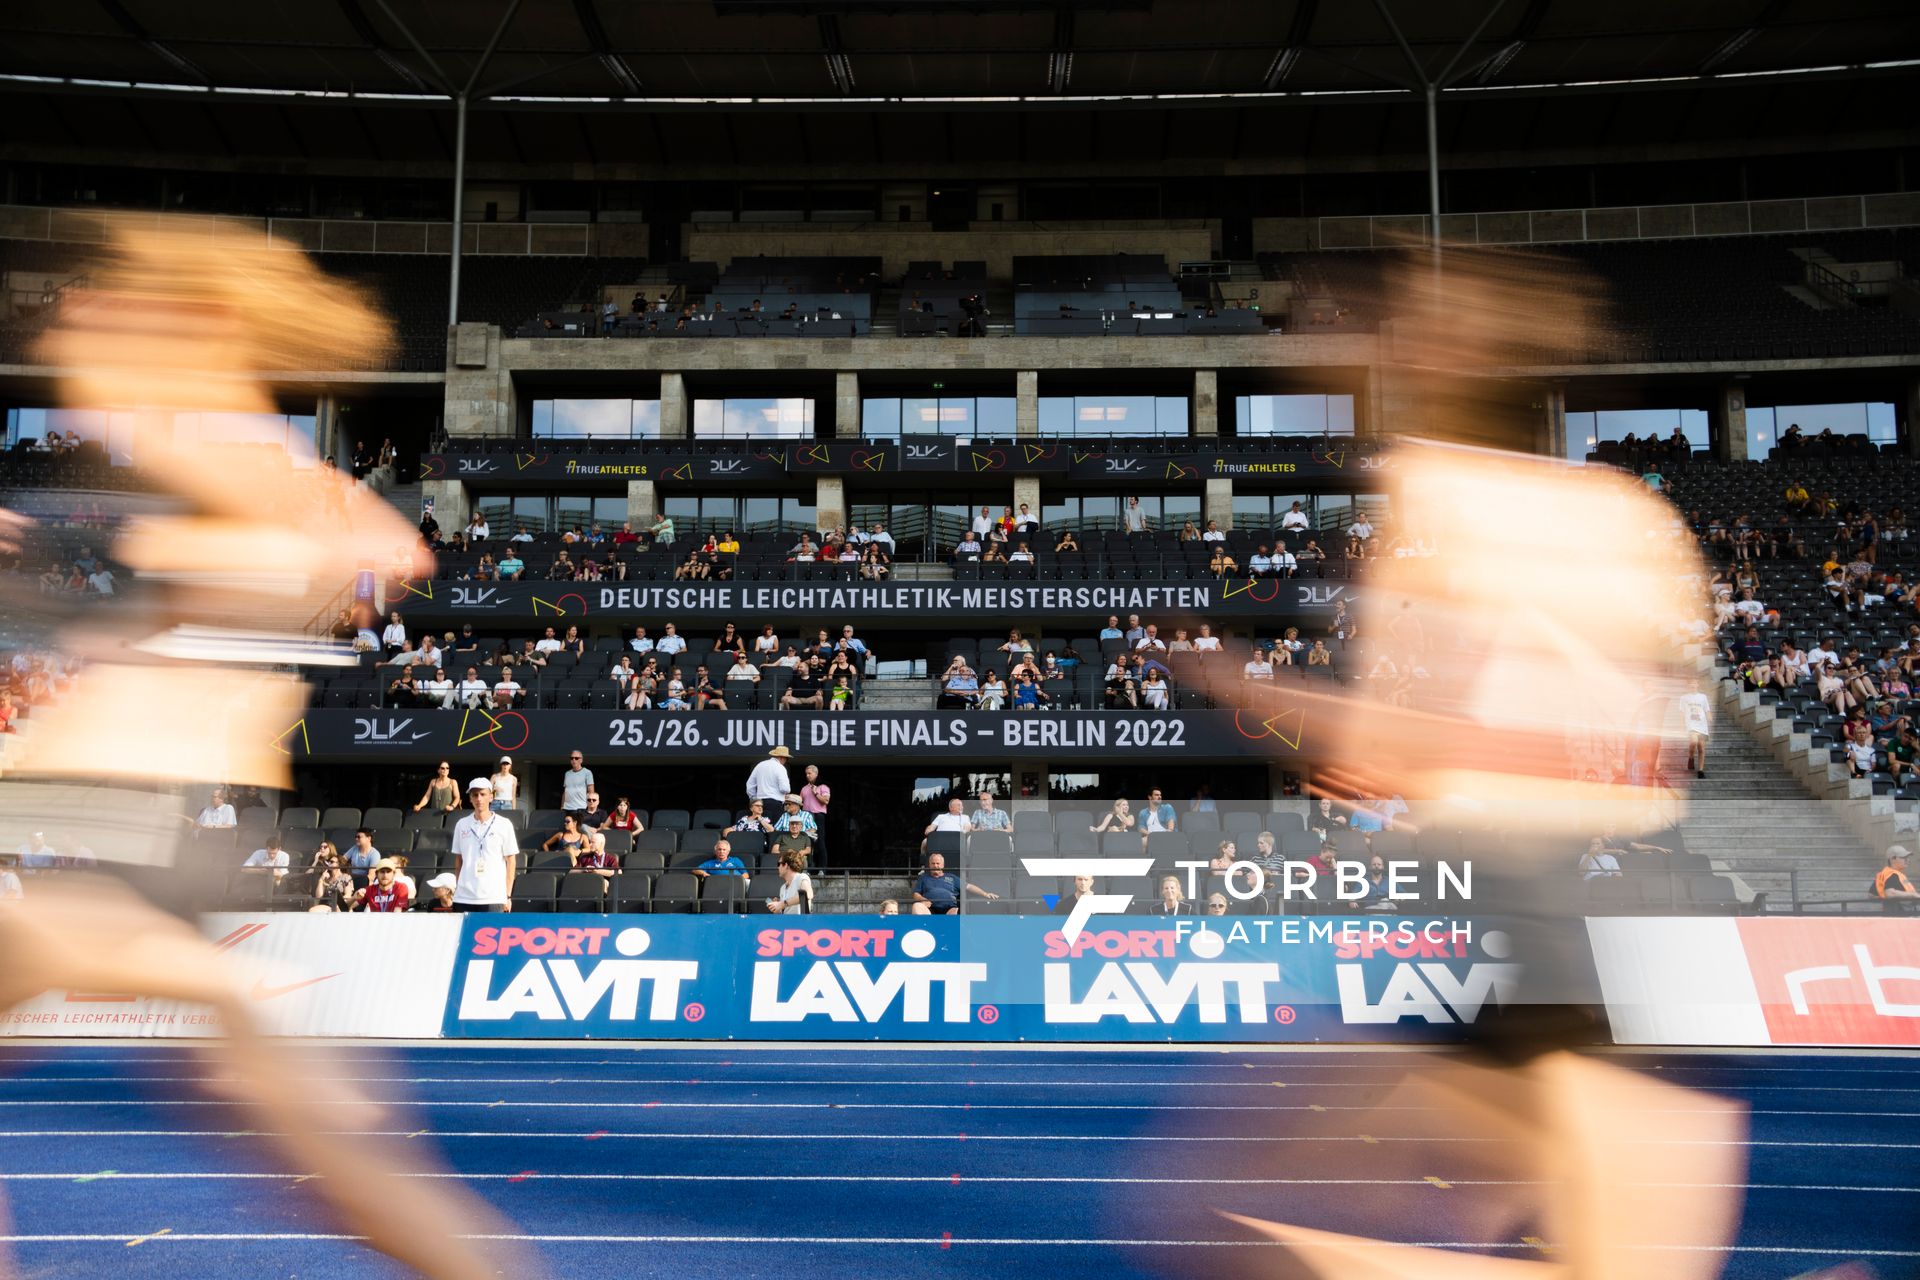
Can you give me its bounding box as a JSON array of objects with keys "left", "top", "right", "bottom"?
[
  {"left": 3, "top": 1172, "right": 1913, "bottom": 1193},
  {"left": 8, "top": 1055, "right": 1887, "bottom": 1073},
  {"left": 0, "top": 1129, "right": 1915, "bottom": 1149},
  {"left": 0, "top": 1098, "right": 1909, "bottom": 1119},
  {"left": 0, "top": 1233, "right": 1914, "bottom": 1257}
]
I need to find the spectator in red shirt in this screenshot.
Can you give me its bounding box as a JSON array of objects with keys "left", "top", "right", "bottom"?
[
  {"left": 612, "top": 522, "right": 640, "bottom": 546},
  {"left": 357, "top": 861, "right": 411, "bottom": 913}
]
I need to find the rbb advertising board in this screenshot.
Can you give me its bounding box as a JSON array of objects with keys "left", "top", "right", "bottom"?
[
  {"left": 1589, "top": 916, "right": 1920, "bottom": 1048},
  {"left": 442, "top": 915, "right": 1519, "bottom": 1043}
]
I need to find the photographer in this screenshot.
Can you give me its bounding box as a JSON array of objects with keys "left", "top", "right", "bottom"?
[{"left": 957, "top": 293, "right": 988, "bottom": 338}]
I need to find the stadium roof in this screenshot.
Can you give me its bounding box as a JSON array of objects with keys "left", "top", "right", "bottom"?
[{"left": 1, "top": 0, "right": 1916, "bottom": 174}]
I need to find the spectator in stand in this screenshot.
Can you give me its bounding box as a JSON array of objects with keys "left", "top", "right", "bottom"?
[
  {"left": 921, "top": 798, "right": 973, "bottom": 854},
  {"left": 1011, "top": 670, "right": 1047, "bottom": 710},
  {"left": 1250, "top": 544, "right": 1276, "bottom": 578},
  {"left": 1847, "top": 723, "right": 1879, "bottom": 779},
  {"left": 1204, "top": 892, "right": 1231, "bottom": 917},
  {"left": 1135, "top": 625, "right": 1167, "bottom": 654},
  {"left": 782, "top": 663, "right": 825, "bottom": 709},
  {"left": 912, "top": 851, "right": 996, "bottom": 914},
  {"left": 1141, "top": 668, "right": 1171, "bottom": 709},
  {"left": 492, "top": 666, "right": 523, "bottom": 710},
  {"left": 542, "top": 814, "right": 586, "bottom": 862},
  {"left": 693, "top": 837, "right": 747, "bottom": 885},
  {"left": 1307, "top": 639, "right": 1333, "bottom": 667},
  {"left": 731, "top": 799, "right": 778, "bottom": 836},
  {"left": 195, "top": 787, "right": 237, "bottom": 829},
  {"left": 656, "top": 623, "right": 688, "bottom": 659},
  {"left": 977, "top": 670, "right": 1007, "bottom": 710},
  {"left": 419, "top": 873, "right": 456, "bottom": 911},
  {"left": 357, "top": 861, "right": 411, "bottom": 912},
  {"left": 775, "top": 814, "right": 814, "bottom": 867},
  {"left": 1149, "top": 876, "right": 1190, "bottom": 916},
  {"left": 1123, "top": 497, "right": 1151, "bottom": 534},
  {"left": 346, "top": 828, "right": 382, "bottom": 879},
  {"left": 1052, "top": 874, "right": 1098, "bottom": 916},
  {"left": 573, "top": 830, "right": 621, "bottom": 889},
  {"left": 693, "top": 664, "right": 728, "bottom": 710},
  {"left": 1189, "top": 624, "right": 1222, "bottom": 656},
  {"left": 412, "top": 762, "right": 461, "bottom": 814},
  {"left": 1281, "top": 501, "right": 1312, "bottom": 533},
  {"left": 561, "top": 750, "right": 594, "bottom": 814},
  {"left": 1091, "top": 798, "right": 1135, "bottom": 834},
  {"left": 497, "top": 550, "right": 524, "bottom": 581},
  {"left": 535, "top": 627, "right": 564, "bottom": 656},
  {"left": 765, "top": 855, "right": 814, "bottom": 914},
  {"left": 243, "top": 832, "right": 290, "bottom": 882},
  {"left": 1245, "top": 647, "right": 1275, "bottom": 682},
  {"left": 650, "top": 513, "right": 675, "bottom": 546},
  {"left": 970, "top": 790, "right": 1013, "bottom": 833},
  {"left": 629, "top": 626, "right": 654, "bottom": 655},
  {"left": 451, "top": 776, "right": 517, "bottom": 912},
  {"left": 1578, "top": 837, "right": 1624, "bottom": 880},
  {"left": 381, "top": 612, "right": 408, "bottom": 657},
  {"left": 311, "top": 851, "right": 356, "bottom": 912},
  {"left": 491, "top": 756, "right": 522, "bottom": 817},
  {"left": 747, "top": 746, "right": 792, "bottom": 807},
  {"left": 1139, "top": 789, "right": 1178, "bottom": 835},
  {"left": 829, "top": 673, "right": 854, "bottom": 710},
  {"left": 1207, "top": 545, "right": 1240, "bottom": 577},
  {"left": 938, "top": 662, "right": 979, "bottom": 710},
  {"left": 579, "top": 790, "right": 609, "bottom": 830},
  {"left": 1104, "top": 654, "right": 1137, "bottom": 708},
  {"left": 1876, "top": 846, "right": 1917, "bottom": 913},
  {"left": 18, "top": 831, "right": 57, "bottom": 870}
]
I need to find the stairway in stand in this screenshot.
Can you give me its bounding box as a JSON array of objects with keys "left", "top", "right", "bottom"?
[{"left": 1674, "top": 718, "right": 1881, "bottom": 907}]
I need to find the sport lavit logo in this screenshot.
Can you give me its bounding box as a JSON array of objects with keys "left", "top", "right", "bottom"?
[
  {"left": 751, "top": 927, "right": 986, "bottom": 1023},
  {"left": 456, "top": 925, "right": 698, "bottom": 1022}
]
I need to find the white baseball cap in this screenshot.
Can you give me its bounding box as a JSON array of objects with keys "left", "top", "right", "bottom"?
[
  {"left": 427, "top": 872, "right": 457, "bottom": 890},
  {"left": 466, "top": 776, "right": 493, "bottom": 792},
  {"left": 498, "top": 755, "right": 512, "bottom": 764}
]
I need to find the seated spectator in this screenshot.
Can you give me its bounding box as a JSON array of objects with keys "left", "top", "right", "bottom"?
[
  {"left": 1098, "top": 616, "right": 1124, "bottom": 642},
  {"left": 693, "top": 665, "right": 727, "bottom": 710},
  {"left": 343, "top": 829, "right": 381, "bottom": 878},
  {"left": 1296, "top": 540, "right": 1328, "bottom": 577},
  {"left": 1275, "top": 627, "right": 1305, "bottom": 665},
  {"left": 921, "top": 798, "right": 973, "bottom": 853},
  {"left": 1054, "top": 531, "right": 1080, "bottom": 553},
  {"left": 443, "top": 667, "right": 482, "bottom": 709},
  {"left": 912, "top": 851, "right": 995, "bottom": 914},
  {"left": 782, "top": 665, "right": 825, "bottom": 710},
  {"left": 195, "top": 787, "right": 237, "bottom": 829},
  {"left": 1148, "top": 876, "right": 1190, "bottom": 916},
  {"left": 242, "top": 833, "right": 290, "bottom": 882},
  {"left": 1011, "top": 670, "right": 1048, "bottom": 710},
  {"left": 492, "top": 667, "right": 523, "bottom": 710},
  {"left": 1578, "top": 837, "right": 1623, "bottom": 880},
  {"left": 977, "top": 671, "right": 1007, "bottom": 710},
  {"left": 789, "top": 534, "right": 819, "bottom": 562},
  {"left": 828, "top": 673, "right": 855, "bottom": 710},
  {"left": 1135, "top": 625, "right": 1167, "bottom": 654},
  {"left": 1123, "top": 615, "right": 1146, "bottom": 645},
  {"left": 938, "top": 663, "right": 979, "bottom": 710},
  {"left": 674, "top": 551, "right": 710, "bottom": 581},
  {"left": 765, "top": 855, "right": 814, "bottom": 914},
  {"left": 629, "top": 626, "right": 654, "bottom": 655},
  {"left": 953, "top": 532, "right": 982, "bottom": 560},
  {"left": 655, "top": 623, "right": 688, "bottom": 658},
  {"left": 1191, "top": 624, "right": 1222, "bottom": 655},
  {"left": 1307, "top": 639, "right": 1333, "bottom": 667},
  {"left": 1104, "top": 656, "right": 1137, "bottom": 708},
  {"left": 1091, "top": 798, "right": 1135, "bottom": 833},
  {"left": 726, "top": 652, "right": 762, "bottom": 685},
  {"left": 732, "top": 799, "right": 778, "bottom": 835},
  {"left": 542, "top": 814, "right": 586, "bottom": 861},
  {"left": 659, "top": 668, "right": 691, "bottom": 711},
  {"left": 693, "top": 837, "right": 747, "bottom": 884},
  {"left": 1203, "top": 891, "right": 1231, "bottom": 917},
  {"left": 1250, "top": 545, "right": 1276, "bottom": 577},
  {"left": 497, "top": 551, "right": 525, "bottom": 580},
  {"left": 311, "top": 851, "right": 356, "bottom": 912},
  {"left": 1052, "top": 874, "right": 1097, "bottom": 916},
  {"left": 775, "top": 814, "right": 814, "bottom": 866},
  {"left": 970, "top": 791, "right": 1013, "bottom": 832},
  {"left": 1207, "top": 546, "right": 1240, "bottom": 577},
  {"left": 1244, "top": 647, "right": 1275, "bottom": 681},
  {"left": 1141, "top": 668, "right": 1171, "bottom": 709},
  {"left": 1139, "top": 789, "right": 1177, "bottom": 834},
  {"left": 573, "top": 830, "right": 621, "bottom": 883},
  {"left": 356, "top": 860, "right": 411, "bottom": 912},
  {"left": 1875, "top": 846, "right": 1917, "bottom": 913}
]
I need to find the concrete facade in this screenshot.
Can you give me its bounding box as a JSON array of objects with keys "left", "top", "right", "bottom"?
[
  {"left": 1015, "top": 370, "right": 1039, "bottom": 436},
  {"left": 659, "top": 372, "right": 689, "bottom": 438},
  {"left": 835, "top": 371, "right": 861, "bottom": 439},
  {"left": 1710, "top": 380, "right": 1751, "bottom": 462},
  {"left": 1193, "top": 369, "right": 1219, "bottom": 437}
]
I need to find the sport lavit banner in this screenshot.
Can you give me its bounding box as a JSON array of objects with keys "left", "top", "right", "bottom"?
[
  {"left": 442, "top": 915, "right": 1518, "bottom": 1043},
  {"left": 0, "top": 913, "right": 462, "bottom": 1039},
  {"left": 388, "top": 579, "right": 1350, "bottom": 622},
  {"left": 1588, "top": 916, "right": 1920, "bottom": 1047}
]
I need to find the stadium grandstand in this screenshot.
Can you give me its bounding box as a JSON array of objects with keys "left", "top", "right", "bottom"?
[{"left": 0, "top": 1, "right": 1918, "bottom": 1276}]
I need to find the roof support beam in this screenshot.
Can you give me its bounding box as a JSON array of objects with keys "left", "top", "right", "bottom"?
[
  {"left": 1699, "top": 0, "right": 1787, "bottom": 75},
  {"left": 1262, "top": 0, "right": 1317, "bottom": 90},
  {"left": 819, "top": 15, "right": 855, "bottom": 95},
  {"left": 93, "top": 0, "right": 210, "bottom": 85},
  {"left": 1047, "top": 8, "right": 1075, "bottom": 94},
  {"left": 335, "top": 0, "right": 437, "bottom": 94},
  {"left": 572, "top": 0, "right": 643, "bottom": 95}
]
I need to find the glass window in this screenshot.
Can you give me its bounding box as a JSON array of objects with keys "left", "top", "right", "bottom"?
[
  {"left": 530, "top": 398, "right": 661, "bottom": 439},
  {"left": 782, "top": 496, "right": 816, "bottom": 530},
  {"left": 1078, "top": 495, "right": 1120, "bottom": 532},
  {"left": 1161, "top": 493, "right": 1202, "bottom": 529},
  {"left": 741, "top": 496, "right": 779, "bottom": 536},
  {"left": 1569, "top": 408, "right": 1709, "bottom": 463},
  {"left": 1316, "top": 494, "right": 1353, "bottom": 535},
  {"left": 592, "top": 496, "right": 628, "bottom": 527},
  {"left": 862, "top": 398, "right": 902, "bottom": 439},
  {"left": 1747, "top": 402, "right": 1896, "bottom": 461},
  {"left": 1042, "top": 496, "right": 1075, "bottom": 529},
  {"left": 977, "top": 397, "right": 1017, "bottom": 435},
  {"left": 1036, "top": 396, "right": 1188, "bottom": 438},
  {"left": 695, "top": 397, "right": 815, "bottom": 439},
  {"left": 510, "top": 495, "right": 549, "bottom": 534},
  {"left": 1236, "top": 394, "right": 1356, "bottom": 437},
  {"left": 1232, "top": 493, "right": 1272, "bottom": 528},
  {"left": 864, "top": 396, "right": 1015, "bottom": 439},
  {"left": 553, "top": 496, "right": 592, "bottom": 533}
]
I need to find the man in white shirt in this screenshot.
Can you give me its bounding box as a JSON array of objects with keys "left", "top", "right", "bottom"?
[
  {"left": 655, "top": 624, "right": 688, "bottom": 657},
  {"left": 1249, "top": 546, "right": 1276, "bottom": 576},
  {"left": 629, "top": 626, "right": 654, "bottom": 654},
  {"left": 1271, "top": 547, "right": 1298, "bottom": 579},
  {"left": 866, "top": 523, "right": 895, "bottom": 552},
  {"left": 1806, "top": 639, "right": 1839, "bottom": 670},
  {"left": 1123, "top": 497, "right": 1150, "bottom": 534},
  {"left": 1134, "top": 625, "right": 1167, "bottom": 654},
  {"left": 87, "top": 568, "right": 115, "bottom": 595},
  {"left": 1348, "top": 516, "right": 1374, "bottom": 543},
  {"left": 242, "top": 835, "right": 290, "bottom": 882},
  {"left": 920, "top": 798, "right": 973, "bottom": 854},
  {"left": 534, "top": 627, "right": 564, "bottom": 655},
  {"left": 195, "top": 787, "right": 237, "bottom": 829},
  {"left": 561, "top": 751, "right": 595, "bottom": 813},
  {"left": 747, "top": 745, "right": 793, "bottom": 807},
  {"left": 416, "top": 638, "right": 442, "bottom": 671},
  {"left": 1014, "top": 504, "right": 1040, "bottom": 534},
  {"left": 1280, "top": 501, "right": 1311, "bottom": 532},
  {"left": 453, "top": 667, "right": 488, "bottom": 709},
  {"left": 451, "top": 777, "right": 518, "bottom": 912},
  {"left": 971, "top": 506, "right": 994, "bottom": 538},
  {"left": 1201, "top": 520, "right": 1226, "bottom": 542},
  {"left": 509, "top": 529, "right": 533, "bottom": 543},
  {"left": 1244, "top": 649, "right": 1275, "bottom": 681},
  {"left": 955, "top": 533, "right": 982, "bottom": 557}
]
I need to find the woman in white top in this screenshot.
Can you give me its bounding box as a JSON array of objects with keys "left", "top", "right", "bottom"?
[
  {"left": 754, "top": 625, "right": 780, "bottom": 654},
  {"left": 1140, "top": 669, "right": 1170, "bottom": 709},
  {"left": 977, "top": 671, "right": 1007, "bottom": 710},
  {"left": 467, "top": 514, "right": 489, "bottom": 541},
  {"left": 610, "top": 655, "right": 636, "bottom": 685},
  {"left": 727, "top": 655, "right": 762, "bottom": 683},
  {"left": 1192, "top": 624, "right": 1222, "bottom": 653},
  {"left": 381, "top": 612, "right": 407, "bottom": 656},
  {"left": 490, "top": 758, "right": 519, "bottom": 811}
]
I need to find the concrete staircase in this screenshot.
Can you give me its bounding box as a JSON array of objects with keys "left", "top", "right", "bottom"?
[
  {"left": 823, "top": 874, "right": 915, "bottom": 913},
  {"left": 869, "top": 284, "right": 901, "bottom": 337},
  {"left": 1691, "top": 659, "right": 1906, "bottom": 908},
  {"left": 383, "top": 482, "right": 423, "bottom": 522}
]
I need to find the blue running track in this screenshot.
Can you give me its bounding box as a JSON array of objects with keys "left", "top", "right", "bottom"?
[{"left": 0, "top": 1044, "right": 1912, "bottom": 1279}]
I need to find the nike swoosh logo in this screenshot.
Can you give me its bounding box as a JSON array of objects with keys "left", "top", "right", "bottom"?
[{"left": 249, "top": 974, "right": 342, "bottom": 1001}]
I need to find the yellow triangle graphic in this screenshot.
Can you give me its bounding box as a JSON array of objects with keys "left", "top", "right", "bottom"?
[
  {"left": 400, "top": 579, "right": 434, "bottom": 602},
  {"left": 1166, "top": 461, "right": 1191, "bottom": 480},
  {"left": 1321, "top": 450, "right": 1346, "bottom": 469},
  {"left": 457, "top": 705, "right": 504, "bottom": 748},
  {"left": 1263, "top": 707, "right": 1305, "bottom": 751},
  {"left": 803, "top": 445, "right": 830, "bottom": 464},
  {"left": 970, "top": 451, "right": 998, "bottom": 471},
  {"left": 858, "top": 452, "right": 884, "bottom": 472},
  {"left": 269, "top": 718, "right": 309, "bottom": 757},
  {"left": 666, "top": 462, "right": 692, "bottom": 481},
  {"left": 515, "top": 453, "right": 542, "bottom": 471},
  {"left": 530, "top": 595, "right": 571, "bottom": 616},
  {"left": 1023, "top": 443, "right": 1048, "bottom": 463},
  {"left": 1072, "top": 449, "right": 1098, "bottom": 464},
  {"left": 1221, "top": 578, "right": 1258, "bottom": 599}
]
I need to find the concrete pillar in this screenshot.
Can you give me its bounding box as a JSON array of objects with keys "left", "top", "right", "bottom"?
[
  {"left": 626, "top": 479, "right": 658, "bottom": 530},
  {"left": 1204, "top": 478, "right": 1233, "bottom": 531},
  {"left": 835, "top": 371, "right": 861, "bottom": 439},
  {"left": 659, "top": 372, "right": 689, "bottom": 438},
  {"left": 419, "top": 478, "right": 469, "bottom": 532},
  {"left": 816, "top": 476, "right": 847, "bottom": 536},
  {"left": 1901, "top": 372, "right": 1920, "bottom": 458},
  {"left": 1363, "top": 363, "right": 1385, "bottom": 439},
  {"left": 1015, "top": 370, "right": 1039, "bottom": 436},
  {"left": 1193, "top": 370, "right": 1219, "bottom": 437},
  {"left": 1709, "top": 379, "right": 1750, "bottom": 462},
  {"left": 1013, "top": 475, "right": 1042, "bottom": 528},
  {"left": 1543, "top": 383, "right": 1568, "bottom": 461},
  {"left": 314, "top": 392, "right": 342, "bottom": 469}
]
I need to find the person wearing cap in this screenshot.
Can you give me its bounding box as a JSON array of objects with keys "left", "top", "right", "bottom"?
[
  {"left": 779, "top": 793, "right": 817, "bottom": 838},
  {"left": 423, "top": 872, "right": 458, "bottom": 912},
  {"left": 1875, "top": 846, "right": 1917, "bottom": 913},
  {"left": 746, "top": 745, "right": 792, "bottom": 807},
  {"left": 490, "top": 756, "right": 519, "bottom": 813},
  {"left": 450, "top": 776, "right": 518, "bottom": 912},
  {"left": 357, "top": 861, "right": 411, "bottom": 913}
]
